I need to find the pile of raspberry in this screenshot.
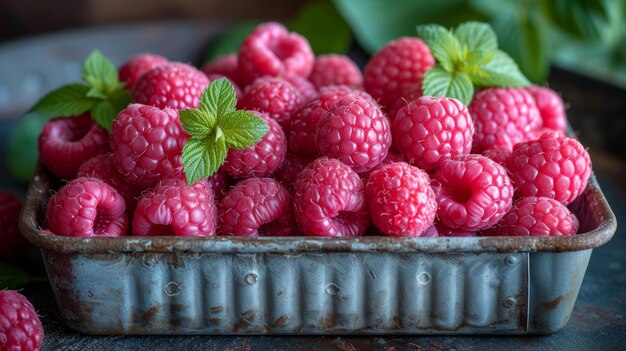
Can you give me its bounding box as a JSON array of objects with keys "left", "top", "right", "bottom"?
[{"left": 40, "top": 22, "right": 591, "bottom": 239}]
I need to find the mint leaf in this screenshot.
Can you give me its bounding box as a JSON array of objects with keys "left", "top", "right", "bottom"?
[
  {"left": 182, "top": 135, "right": 227, "bottom": 185},
  {"left": 31, "top": 83, "right": 97, "bottom": 117},
  {"left": 416, "top": 24, "right": 461, "bottom": 72},
  {"left": 0, "top": 262, "right": 31, "bottom": 290},
  {"left": 219, "top": 110, "right": 269, "bottom": 149},
  {"left": 201, "top": 78, "right": 236, "bottom": 117},
  {"left": 454, "top": 21, "right": 498, "bottom": 52},
  {"left": 422, "top": 66, "right": 474, "bottom": 106},
  {"left": 470, "top": 50, "right": 530, "bottom": 87},
  {"left": 179, "top": 109, "right": 217, "bottom": 139},
  {"left": 91, "top": 100, "right": 116, "bottom": 131},
  {"left": 82, "top": 50, "right": 120, "bottom": 95},
  {"left": 180, "top": 78, "right": 269, "bottom": 184}
]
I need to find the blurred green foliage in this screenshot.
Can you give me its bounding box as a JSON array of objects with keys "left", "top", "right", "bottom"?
[
  {"left": 333, "top": 0, "right": 626, "bottom": 86},
  {"left": 7, "top": 112, "right": 49, "bottom": 183}
]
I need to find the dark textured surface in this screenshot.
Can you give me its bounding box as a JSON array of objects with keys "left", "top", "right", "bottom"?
[{"left": 0, "top": 22, "right": 625, "bottom": 350}]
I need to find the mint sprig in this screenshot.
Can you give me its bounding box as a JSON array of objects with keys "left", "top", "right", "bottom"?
[
  {"left": 31, "top": 50, "right": 131, "bottom": 131},
  {"left": 180, "top": 78, "right": 269, "bottom": 185},
  {"left": 417, "top": 21, "right": 530, "bottom": 105}
]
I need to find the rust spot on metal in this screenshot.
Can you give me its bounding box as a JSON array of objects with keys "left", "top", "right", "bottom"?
[
  {"left": 429, "top": 340, "right": 444, "bottom": 350},
  {"left": 543, "top": 296, "right": 565, "bottom": 311},
  {"left": 319, "top": 314, "right": 335, "bottom": 329},
  {"left": 209, "top": 306, "right": 224, "bottom": 314},
  {"left": 405, "top": 343, "right": 425, "bottom": 350},
  {"left": 273, "top": 315, "right": 288, "bottom": 327},
  {"left": 392, "top": 316, "right": 404, "bottom": 330},
  {"left": 141, "top": 305, "right": 161, "bottom": 325},
  {"left": 335, "top": 340, "right": 358, "bottom": 351}
]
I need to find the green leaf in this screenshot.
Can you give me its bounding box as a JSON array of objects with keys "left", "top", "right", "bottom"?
[
  {"left": 290, "top": 0, "right": 352, "bottom": 54},
  {"left": 454, "top": 21, "right": 498, "bottom": 52},
  {"left": 179, "top": 109, "right": 217, "bottom": 139},
  {"left": 0, "top": 262, "right": 31, "bottom": 290},
  {"left": 202, "top": 21, "right": 259, "bottom": 64},
  {"left": 91, "top": 100, "right": 117, "bottom": 131},
  {"left": 181, "top": 135, "right": 227, "bottom": 185},
  {"left": 219, "top": 110, "right": 270, "bottom": 149},
  {"left": 470, "top": 50, "right": 531, "bottom": 87},
  {"left": 82, "top": 50, "right": 119, "bottom": 95},
  {"left": 416, "top": 24, "right": 462, "bottom": 72},
  {"left": 86, "top": 87, "right": 108, "bottom": 100},
  {"left": 109, "top": 89, "right": 132, "bottom": 112},
  {"left": 201, "top": 78, "right": 236, "bottom": 118},
  {"left": 30, "top": 83, "right": 97, "bottom": 117},
  {"left": 422, "top": 66, "right": 474, "bottom": 105}
]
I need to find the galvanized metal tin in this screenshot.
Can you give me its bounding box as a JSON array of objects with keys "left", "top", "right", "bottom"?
[{"left": 19, "top": 166, "right": 616, "bottom": 335}]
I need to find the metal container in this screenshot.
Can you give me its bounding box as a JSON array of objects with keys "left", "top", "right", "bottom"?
[{"left": 19, "top": 166, "right": 616, "bottom": 336}]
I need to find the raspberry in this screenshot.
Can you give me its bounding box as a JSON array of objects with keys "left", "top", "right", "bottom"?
[
  {"left": 468, "top": 87, "right": 542, "bottom": 152},
  {"left": 288, "top": 88, "right": 370, "bottom": 155},
  {"left": 110, "top": 104, "right": 188, "bottom": 188},
  {"left": 240, "top": 77, "right": 301, "bottom": 129},
  {"left": 316, "top": 93, "right": 391, "bottom": 173},
  {"left": 432, "top": 154, "right": 514, "bottom": 231},
  {"left": 363, "top": 37, "right": 435, "bottom": 110},
  {"left": 207, "top": 170, "right": 233, "bottom": 201},
  {"left": 273, "top": 152, "right": 315, "bottom": 190},
  {"left": 45, "top": 177, "right": 128, "bottom": 237},
  {"left": 38, "top": 114, "right": 109, "bottom": 180},
  {"left": 133, "top": 175, "right": 217, "bottom": 236},
  {"left": 434, "top": 222, "right": 477, "bottom": 237},
  {"left": 77, "top": 153, "right": 143, "bottom": 213},
  {"left": 223, "top": 111, "right": 287, "bottom": 179},
  {"left": 481, "top": 147, "right": 511, "bottom": 167},
  {"left": 482, "top": 197, "right": 579, "bottom": 236},
  {"left": 119, "top": 53, "right": 169, "bottom": 90},
  {"left": 308, "top": 54, "right": 363, "bottom": 89},
  {"left": 360, "top": 150, "right": 404, "bottom": 180},
  {"left": 201, "top": 53, "right": 242, "bottom": 86},
  {"left": 365, "top": 162, "right": 436, "bottom": 236},
  {"left": 238, "top": 22, "right": 314, "bottom": 85},
  {"left": 133, "top": 62, "right": 210, "bottom": 110},
  {"left": 423, "top": 225, "right": 439, "bottom": 237},
  {"left": 0, "top": 192, "right": 30, "bottom": 260},
  {"left": 293, "top": 157, "right": 369, "bottom": 237},
  {"left": 509, "top": 131, "right": 591, "bottom": 205},
  {"left": 0, "top": 290, "right": 43, "bottom": 351},
  {"left": 219, "top": 178, "right": 297, "bottom": 236},
  {"left": 392, "top": 96, "right": 474, "bottom": 171},
  {"left": 525, "top": 86, "right": 567, "bottom": 134},
  {"left": 282, "top": 73, "right": 318, "bottom": 104}
]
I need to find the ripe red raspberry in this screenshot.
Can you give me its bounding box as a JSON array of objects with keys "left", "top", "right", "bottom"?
[
  {"left": 110, "top": 104, "right": 188, "bottom": 188},
  {"left": 423, "top": 225, "right": 439, "bottom": 237},
  {"left": 0, "top": 290, "right": 43, "bottom": 351},
  {"left": 360, "top": 150, "right": 404, "bottom": 180},
  {"left": 316, "top": 93, "right": 391, "bottom": 173},
  {"left": 240, "top": 77, "right": 301, "bottom": 129},
  {"left": 468, "top": 87, "right": 542, "bottom": 152},
  {"left": 434, "top": 222, "right": 477, "bottom": 237},
  {"left": 433, "top": 154, "right": 514, "bottom": 231},
  {"left": 288, "top": 88, "right": 372, "bottom": 155},
  {"left": 509, "top": 131, "right": 591, "bottom": 205},
  {"left": 363, "top": 37, "right": 435, "bottom": 110},
  {"left": 309, "top": 54, "right": 363, "bottom": 89},
  {"left": 525, "top": 86, "right": 567, "bottom": 134},
  {"left": 223, "top": 111, "right": 286, "bottom": 179},
  {"left": 133, "top": 62, "right": 210, "bottom": 110},
  {"left": 238, "top": 22, "right": 314, "bottom": 85},
  {"left": 77, "top": 153, "right": 143, "bottom": 213},
  {"left": 392, "top": 96, "right": 474, "bottom": 171},
  {"left": 482, "top": 196, "right": 579, "bottom": 236},
  {"left": 207, "top": 170, "right": 233, "bottom": 201},
  {"left": 282, "top": 73, "right": 318, "bottom": 104},
  {"left": 273, "top": 152, "right": 315, "bottom": 190},
  {"left": 293, "top": 157, "right": 369, "bottom": 237},
  {"left": 201, "top": 53, "right": 242, "bottom": 86},
  {"left": 45, "top": 177, "right": 128, "bottom": 237},
  {"left": 205, "top": 74, "right": 243, "bottom": 100},
  {"left": 481, "top": 147, "right": 511, "bottom": 167},
  {"left": 119, "top": 53, "right": 169, "bottom": 90},
  {"left": 133, "top": 175, "right": 217, "bottom": 236},
  {"left": 365, "top": 162, "right": 436, "bottom": 236},
  {"left": 220, "top": 178, "right": 297, "bottom": 236},
  {"left": 0, "top": 192, "right": 30, "bottom": 260},
  {"left": 38, "top": 114, "right": 109, "bottom": 180}
]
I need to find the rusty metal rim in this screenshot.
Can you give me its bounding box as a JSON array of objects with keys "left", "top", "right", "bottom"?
[{"left": 19, "top": 164, "right": 617, "bottom": 254}]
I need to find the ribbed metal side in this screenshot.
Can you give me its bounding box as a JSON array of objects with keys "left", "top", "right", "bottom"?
[{"left": 43, "top": 251, "right": 534, "bottom": 335}]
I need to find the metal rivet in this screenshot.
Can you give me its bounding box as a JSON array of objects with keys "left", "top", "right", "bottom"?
[
  {"left": 504, "top": 297, "right": 516, "bottom": 307},
  {"left": 141, "top": 255, "right": 157, "bottom": 268},
  {"left": 325, "top": 283, "right": 339, "bottom": 296},
  {"left": 417, "top": 272, "right": 431, "bottom": 285},
  {"left": 245, "top": 273, "right": 257, "bottom": 285},
  {"left": 165, "top": 282, "right": 181, "bottom": 296},
  {"left": 505, "top": 255, "right": 518, "bottom": 266}
]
